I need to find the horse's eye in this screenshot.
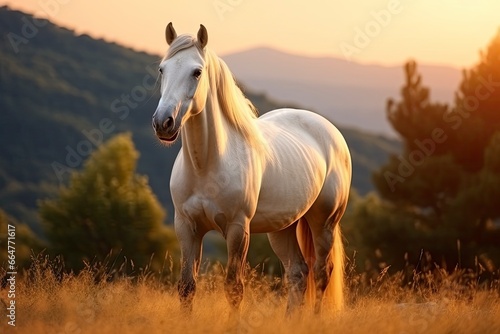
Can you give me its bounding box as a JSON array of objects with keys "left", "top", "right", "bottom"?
[{"left": 193, "top": 68, "right": 202, "bottom": 79}]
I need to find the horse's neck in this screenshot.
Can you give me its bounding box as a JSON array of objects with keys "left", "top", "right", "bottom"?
[{"left": 181, "top": 92, "right": 229, "bottom": 173}]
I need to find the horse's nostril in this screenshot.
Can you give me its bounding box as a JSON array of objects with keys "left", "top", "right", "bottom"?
[{"left": 163, "top": 117, "right": 174, "bottom": 131}]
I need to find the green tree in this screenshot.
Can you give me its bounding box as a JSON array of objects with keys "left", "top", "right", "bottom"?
[
  {"left": 39, "top": 133, "right": 178, "bottom": 272},
  {"left": 344, "top": 193, "right": 458, "bottom": 274},
  {"left": 451, "top": 30, "right": 500, "bottom": 171},
  {"left": 373, "top": 60, "right": 459, "bottom": 220},
  {"left": 371, "top": 32, "right": 500, "bottom": 270}
]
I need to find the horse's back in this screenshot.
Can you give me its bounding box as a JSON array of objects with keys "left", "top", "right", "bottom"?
[{"left": 259, "top": 108, "right": 351, "bottom": 171}]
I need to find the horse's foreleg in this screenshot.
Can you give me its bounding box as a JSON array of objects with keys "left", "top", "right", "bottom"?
[
  {"left": 175, "top": 219, "right": 203, "bottom": 312},
  {"left": 224, "top": 222, "right": 250, "bottom": 310}
]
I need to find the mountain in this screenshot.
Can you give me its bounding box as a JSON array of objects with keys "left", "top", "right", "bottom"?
[
  {"left": 222, "top": 47, "right": 461, "bottom": 134},
  {"left": 0, "top": 7, "right": 399, "bottom": 234}
]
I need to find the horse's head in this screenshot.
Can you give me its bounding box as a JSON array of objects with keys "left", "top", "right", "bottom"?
[{"left": 152, "top": 23, "right": 209, "bottom": 144}]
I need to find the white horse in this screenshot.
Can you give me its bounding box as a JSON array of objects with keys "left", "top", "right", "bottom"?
[{"left": 152, "top": 23, "right": 352, "bottom": 314}]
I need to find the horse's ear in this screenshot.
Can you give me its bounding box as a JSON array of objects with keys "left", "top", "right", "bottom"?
[
  {"left": 197, "top": 24, "right": 208, "bottom": 49},
  {"left": 165, "top": 22, "right": 177, "bottom": 45}
]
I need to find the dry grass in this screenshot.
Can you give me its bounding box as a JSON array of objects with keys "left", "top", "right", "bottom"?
[{"left": 1, "top": 255, "right": 500, "bottom": 334}]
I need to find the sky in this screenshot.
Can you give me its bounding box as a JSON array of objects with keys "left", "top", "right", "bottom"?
[{"left": 3, "top": 0, "right": 500, "bottom": 68}]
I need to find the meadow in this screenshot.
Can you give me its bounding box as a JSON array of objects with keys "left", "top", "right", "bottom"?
[{"left": 2, "top": 255, "right": 499, "bottom": 334}]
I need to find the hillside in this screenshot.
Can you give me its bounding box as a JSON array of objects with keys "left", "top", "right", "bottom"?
[
  {"left": 223, "top": 47, "right": 461, "bottom": 134},
  {"left": 0, "top": 7, "right": 399, "bottom": 233}
]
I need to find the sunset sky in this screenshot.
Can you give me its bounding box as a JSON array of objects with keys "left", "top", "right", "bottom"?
[{"left": 3, "top": 0, "right": 500, "bottom": 68}]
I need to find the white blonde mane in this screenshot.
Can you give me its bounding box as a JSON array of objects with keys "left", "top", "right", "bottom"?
[{"left": 166, "top": 34, "right": 270, "bottom": 158}]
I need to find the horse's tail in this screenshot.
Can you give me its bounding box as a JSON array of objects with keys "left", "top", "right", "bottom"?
[
  {"left": 297, "top": 219, "right": 345, "bottom": 312},
  {"left": 327, "top": 223, "right": 345, "bottom": 312}
]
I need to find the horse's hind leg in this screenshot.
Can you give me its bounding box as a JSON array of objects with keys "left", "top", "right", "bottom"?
[
  {"left": 309, "top": 220, "right": 334, "bottom": 313},
  {"left": 268, "top": 221, "right": 309, "bottom": 314}
]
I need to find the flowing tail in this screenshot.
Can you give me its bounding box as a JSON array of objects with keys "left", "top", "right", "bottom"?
[
  {"left": 328, "top": 223, "right": 345, "bottom": 311},
  {"left": 297, "top": 218, "right": 345, "bottom": 312}
]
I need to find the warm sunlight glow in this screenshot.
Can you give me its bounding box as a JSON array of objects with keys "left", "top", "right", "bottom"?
[
  {"left": 2, "top": 1, "right": 500, "bottom": 332},
  {"left": 2, "top": 0, "right": 500, "bottom": 66}
]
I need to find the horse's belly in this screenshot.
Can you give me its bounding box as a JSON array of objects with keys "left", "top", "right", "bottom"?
[
  {"left": 250, "top": 208, "right": 305, "bottom": 233},
  {"left": 250, "top": 151, "right": 327, "bottom": 233},
  {"left": 251, "top": 170, "right": 323, "bottom": 233}
]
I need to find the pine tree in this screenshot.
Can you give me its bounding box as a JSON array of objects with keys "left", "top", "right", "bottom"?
[
  {"left": 39, "top": 133, "right": 178, "bottom": 272},
  {"left": 373, "top": 60, "right": 459, "bottom": 223},
  {"left": 371, "top": 32, "right": 500, "bottom": 269}
]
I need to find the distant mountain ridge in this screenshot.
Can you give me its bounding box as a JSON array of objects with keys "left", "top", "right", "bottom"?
[
  {"left": 222, "top": 47, "right": 461, "bottom": 134},
  {"left": 0, "top": 7, "right": 400, "bottom": 232}
]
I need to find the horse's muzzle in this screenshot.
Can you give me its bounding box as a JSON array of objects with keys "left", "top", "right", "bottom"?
[{"left": 152, "top": 115, "right": 179, "bottom": 143}]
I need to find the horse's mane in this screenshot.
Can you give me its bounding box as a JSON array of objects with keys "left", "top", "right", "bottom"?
[
  {"left": 166, "top": 35, "right": 270, "bottom": 158},
  {"left": 165, "top": 35, "right": 203, "bottom": 59}
]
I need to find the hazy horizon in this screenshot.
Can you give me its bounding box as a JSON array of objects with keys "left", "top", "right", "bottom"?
[{"left": 3, "top": 0, "right": 500, "bottom": 69}]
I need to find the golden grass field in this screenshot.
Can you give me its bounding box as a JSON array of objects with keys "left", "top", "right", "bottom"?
[{"left": 2, "top": 256, "right": 499, "bottom": 334}]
